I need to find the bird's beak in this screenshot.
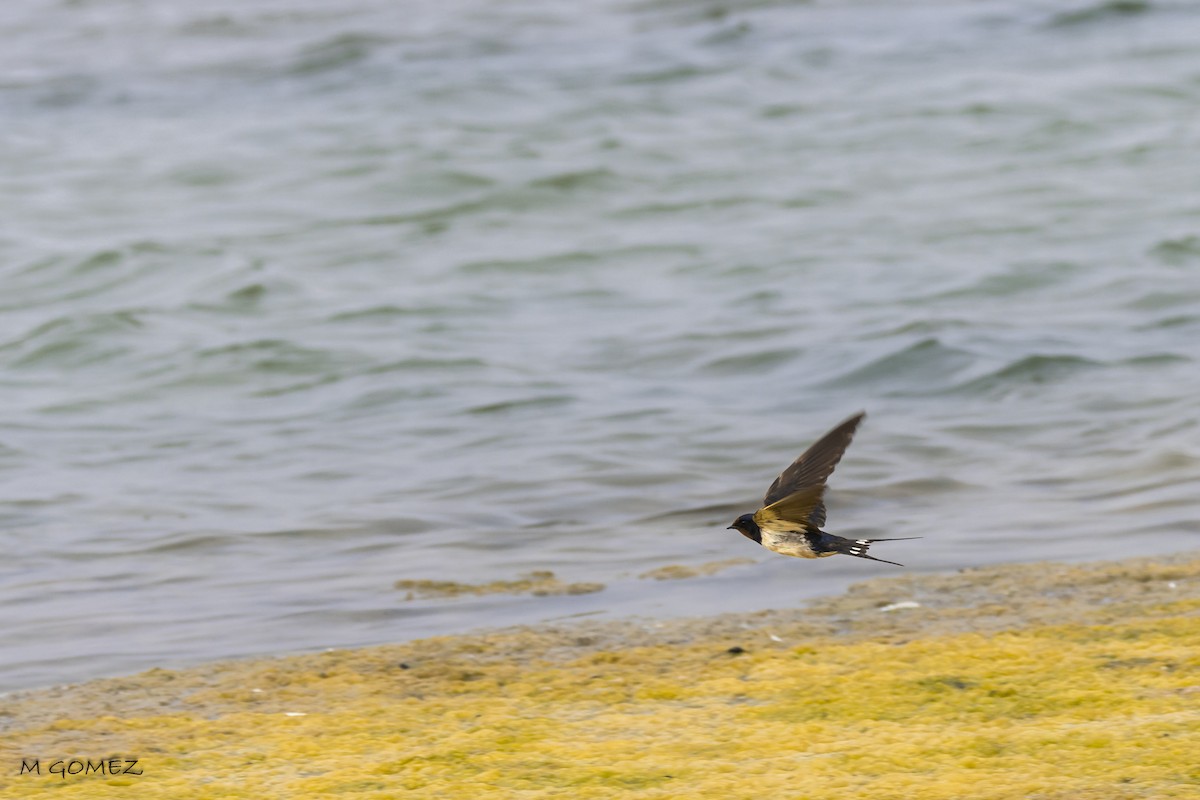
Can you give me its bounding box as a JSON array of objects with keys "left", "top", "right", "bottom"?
[{"left": 726, "top": 525, "right": 736, "bottom": 530}]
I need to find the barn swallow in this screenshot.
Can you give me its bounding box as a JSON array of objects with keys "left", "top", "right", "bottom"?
[{"left": 727, "top": 412, "right": 916, "bottom": 566}]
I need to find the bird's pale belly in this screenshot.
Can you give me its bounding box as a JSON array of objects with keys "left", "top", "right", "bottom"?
[{"left": 760, "top": 529, "right": 833, "bottom": 559}]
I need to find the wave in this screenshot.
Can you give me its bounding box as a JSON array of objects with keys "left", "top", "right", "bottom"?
[
  {"left": 467, "top": 395, "right": 574, "bottom": 415},
  {"left": 288, "top": 33, "right": 392, "bottom": 76},
  {"left": 699, "top": 348, "right": 801, "bottom": 375},
  {"left": 1046, "top": 1, "right": 1151, "bottom": 28},
  {"left": 823, "top": 338, "right": 976, "bottom": 394},
  {"left": 193, "top": 339, "right": 345, "bottom": 376},
  {"left": 458, "top": 244, "right": 698, "bottom": 274},
  {"left": 951, "top": 354, "right": 1099, "bottom": 395},
  {"left": 0, "top": 312, "right": 144, "bottom": 370},
  {"left": 1149, "top": 235, "right": 1200, "bottom": 265},
  {"left": 952, "top": 352, "right": 1190, "bottom": 396}
]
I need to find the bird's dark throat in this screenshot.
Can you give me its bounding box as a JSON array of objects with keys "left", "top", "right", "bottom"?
[{"left": 731, "top": 515, "right": 761, "bottom": 544}]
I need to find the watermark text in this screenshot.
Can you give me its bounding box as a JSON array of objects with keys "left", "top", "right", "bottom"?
[{"left": 19, "top": 758, "right": 142, "bottom": 779}]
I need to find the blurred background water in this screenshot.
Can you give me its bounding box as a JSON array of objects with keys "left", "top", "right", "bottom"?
[{"left": 2, "top": 0, "right": 1199, "bottom": 692}]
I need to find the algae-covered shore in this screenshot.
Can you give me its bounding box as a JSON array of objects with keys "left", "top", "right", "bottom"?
[{"left": 4, "top": 554, "right": 1200, "bottom": 799}]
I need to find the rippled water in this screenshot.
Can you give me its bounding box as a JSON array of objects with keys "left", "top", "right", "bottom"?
[{"left": 3, "top": 0, "right": 1200, "bottom": 691}]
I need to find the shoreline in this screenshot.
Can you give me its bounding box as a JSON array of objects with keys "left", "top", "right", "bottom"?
[{"left": 3, "top": 551, "right": 1200, "bottom": 798}]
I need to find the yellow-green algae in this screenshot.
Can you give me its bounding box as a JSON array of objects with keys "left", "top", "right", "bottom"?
[
  {"left": 4, "top": 555, "right": 1200, "bottom": 799},
  {"left": 395, "top": 570, "right": 604, "bottom": 598},
  {"left": 638, "top": 557, "right": 756, "bottom": 580}
]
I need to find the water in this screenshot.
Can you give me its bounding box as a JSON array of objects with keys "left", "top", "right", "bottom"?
[{"left": 2, "top": 0, "right": 1199, "bottom": 692}]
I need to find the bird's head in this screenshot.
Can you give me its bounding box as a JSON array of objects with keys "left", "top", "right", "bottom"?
[{"left": 727, "top": 513, "right": 761, "bottom": 543}]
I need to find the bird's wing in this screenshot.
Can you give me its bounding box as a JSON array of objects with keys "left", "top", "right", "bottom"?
[
  {"left": 753, "top": 484, "right": 826, "bottom": 530},
  {"left": 762, "top": 412, "right": 865, "bottom": 507},
  {"left": 809, "top": 501, "right": 827, "bottom": 529}
]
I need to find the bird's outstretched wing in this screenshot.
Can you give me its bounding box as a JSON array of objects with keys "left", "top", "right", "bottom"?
[
  {"left": 762, "top": 412, "right": 864, "bottom": 507},
  {"left": 753, "top": 484, "right": 826, "bottom": 530}
]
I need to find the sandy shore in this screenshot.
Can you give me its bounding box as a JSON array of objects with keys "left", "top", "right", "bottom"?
[{"left": 3, "top": 553, "right": 1200, "bottom": 798}]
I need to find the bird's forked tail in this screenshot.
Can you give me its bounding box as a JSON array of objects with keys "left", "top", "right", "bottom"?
[{"left": 829, "top": 535, "right": 921, "bottom": 566}]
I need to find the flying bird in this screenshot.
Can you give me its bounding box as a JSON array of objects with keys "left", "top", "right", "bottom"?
[{"left": 727, "top": 412, "right": 916, "bottom": 566}]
